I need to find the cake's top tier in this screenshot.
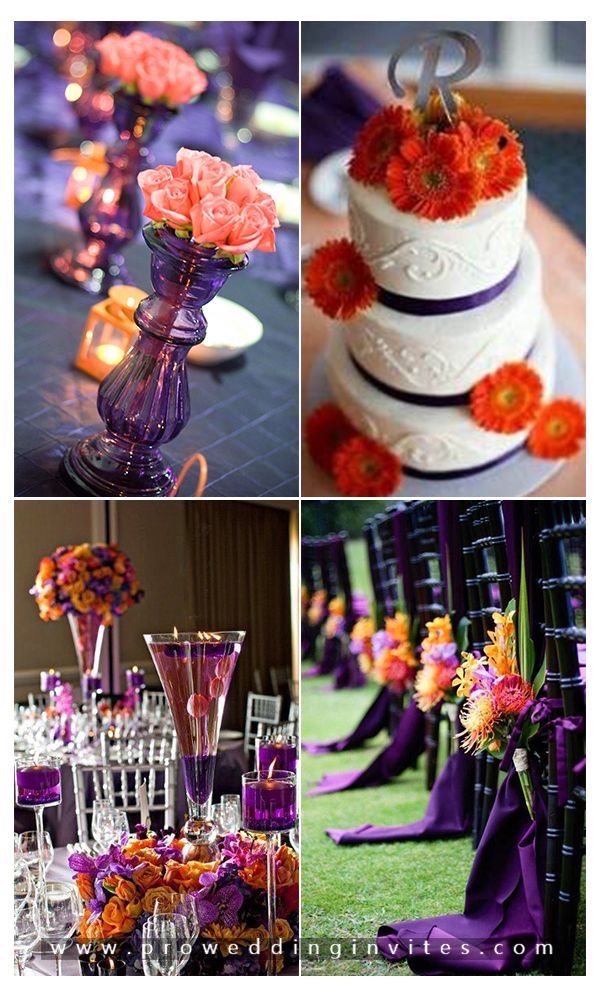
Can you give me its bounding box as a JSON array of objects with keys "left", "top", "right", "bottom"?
[
  {"left": 347, "top": 96, "right": 527, "bottom": 301},
  {"left": 349, "top": 175, "right": 526, "bottom": 300}
]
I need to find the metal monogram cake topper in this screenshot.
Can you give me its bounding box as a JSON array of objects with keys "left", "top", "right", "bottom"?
[{"left": 388, "top": 30, "right": 482, "bottom": 118}]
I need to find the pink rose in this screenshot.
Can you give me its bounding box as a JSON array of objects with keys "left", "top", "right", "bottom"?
[
  {"left": 254, "top": 190, "right": 279, "bottom": 228},
  {"left": 223, "top": 202, "right": 277, "bottom": 254},
  {"left": 136, "top": 49, "right": 172, "bottom": 103},
  {"left": 150, "top": 177, "right": 193, "bottom": 228},
  {"left": 190, "top": 195, "right": 240, "bottom": 246},
  {"left": 175, "top": 148, "right": 214, "bottom": 185},
  {"left": 96, "top": 31, "right": 206, "bottom": 106},
  {"left": 96, "top": 34, "right": 123, "bottom": 77},
  {"left": 138, "top": 165, "right": 175, "bottom": 222},
  {"left": 164, "top": 59, "right": 207, "bottom": 106}
]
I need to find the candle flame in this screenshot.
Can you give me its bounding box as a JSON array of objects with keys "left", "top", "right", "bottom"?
[
  {"left": 173, "top": 626, "right": 179, "bottom": 639},
  {"left": 267, "top": 758, "right": 276, "bottom": 781}
]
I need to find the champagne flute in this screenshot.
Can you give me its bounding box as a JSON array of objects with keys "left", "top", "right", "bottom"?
[{"left": 40, "top": 881, "right": 82, "bottom": 976}]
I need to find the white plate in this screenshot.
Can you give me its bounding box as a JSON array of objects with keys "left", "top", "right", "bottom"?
[
  {"left": 188, "top": 297, "right": 263, "bottom": 366},
  {"left": 308, "top": 148, "right": 352, "bottom": 216}
]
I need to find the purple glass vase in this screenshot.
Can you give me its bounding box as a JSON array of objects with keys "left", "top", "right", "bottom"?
[
  {"left": 50, "top": 89, "right": 176, "bottom": 294},
  {"left": 144, "top": 631, "right": 246, "bottom": 847},
  {"left": 62, "top": 224, "right": 247, "bottom": 496}
]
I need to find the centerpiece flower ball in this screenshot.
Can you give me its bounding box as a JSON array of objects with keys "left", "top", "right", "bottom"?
[
  {"left": 137, "top": 148, "right": 279, "bottom": 262},
  {"left": 96, "top": 30, "right": 207, "bottom": 107},
  {"left": 30, "top": 543, "right": 143, "bottom": 626}
]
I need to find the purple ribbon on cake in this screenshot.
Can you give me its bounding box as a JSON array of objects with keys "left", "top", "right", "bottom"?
[{"left": 377, "top": 262, "right": 519, "bottom": 316}]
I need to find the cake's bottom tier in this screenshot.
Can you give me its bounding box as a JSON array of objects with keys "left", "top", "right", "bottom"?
[{"left": 325, "top": 310, "right": 556, "bottom": 477}]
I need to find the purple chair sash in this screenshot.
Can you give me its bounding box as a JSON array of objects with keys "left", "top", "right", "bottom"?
[
  {"left": 303, "top": 686, "right": 392, "bottom": 755},
  {"left": 306, "top": 700, "right": 425, "bottom": 796},
  {"left": 377, "top": 766, "right": 547, "bottom": 974},
  {"left": 327, "top": 748, "right": 475, "bottom": 845},
  {"left": 331, "top": 651, "right": 367, "bottom": 690}
]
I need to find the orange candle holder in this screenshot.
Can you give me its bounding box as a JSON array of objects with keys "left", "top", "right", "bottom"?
[{"left": 74, "top": 285, "right": 147, "bottom": 381}]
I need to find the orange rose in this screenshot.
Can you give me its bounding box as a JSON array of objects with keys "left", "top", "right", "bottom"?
[
  {"left": 75, "top": 872, "right": 95, "bottom": 903},
  {"left": 141, "top": 886, "right": 179, "bottom": 914},
  {"left": 130, "top": 848, "right": 161, "bottom": 866},
  {"left": 123, "top": 838, "right": 157, "bottom": 856},
  {"left": 275, "top": 845, "right": 299, "bottom": 888},
  {"left": 103, "top": 874, "right": 119, "bottom": 894},
  {"left": 240, "top": 859, "right": 267, "bottom": 890},
  {"left": 131, "top": 862, "right": 162, "bottom": 891},
  {"left": 126, "top": 900, "right": 143, "bottom": 919},
  {"left": 164, "top": 859, "right": 217, "bottom": 891},
  {"left": 102, "top": 898, "right": 136, "bottom": 937},
  {"left": 114, "top": 878, "right": 139, "bottom": 903}
]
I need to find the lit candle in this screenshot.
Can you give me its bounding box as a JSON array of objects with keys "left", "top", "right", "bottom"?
[
  {"left": 242, "top": 764, "right": 296, "bottom": 833},
  {"left": 15, "top": 762, "right": 62, "bottom": 807},
  {"left": 40, "top": 668, "right": 62, "bottom": 693},
  {"left": 81, "top": 675, "right": 102, "bottom": 700},
  {"left": 256, "top": 736, "right": 297, "bottom": 774},
  {"left": 125, "top": 665, "right": 146, "bottom": 690}
]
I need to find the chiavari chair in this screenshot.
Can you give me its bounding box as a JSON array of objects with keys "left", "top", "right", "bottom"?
[
  {"left": 538, "top": 500, "right": 585, "bottom": 975},
  {"left": 243, "top": 692, "right": 282, "bottom": 756},
  {"left": 405, "top": 501, "right": 447, "bottom": 790}
]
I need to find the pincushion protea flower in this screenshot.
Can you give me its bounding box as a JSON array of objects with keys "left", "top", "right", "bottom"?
[
  {"left": 470, "top": 362, "right": 543, "bottom": 434},
  {"left": 305, "top": 239, "right": 377, "bottom": 320},
  {"left": 527, "top": 398, "right": 585, "bottom": 459}
]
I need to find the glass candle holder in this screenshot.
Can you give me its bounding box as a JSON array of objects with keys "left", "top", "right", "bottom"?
[
  {"left": 255, "top": 736, "right": 297, "bottom": 774},
  {"left": 40, "top": 669, "right": 62, "bottom": 693},
  {"left": 242, "top": 768, "right": 296, "bottom": 976},
  {"left": 125, "top": 666, "right": 145, "bottom": 690},
  {"left": 74, "top": 285, "right": 147, "bottom": 381},
  {"left": 15, "top": 753, "right": 62, "bottom": 915}
]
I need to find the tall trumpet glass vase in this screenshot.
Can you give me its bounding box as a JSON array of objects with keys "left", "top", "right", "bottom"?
[
  {"left": 50, "top": 89, "right": 176, "bottom": 295},
  {"left": 62, "top": 225, "right": 247, "bottom": 497},
  {"left": 67, "top": 611, "right": 105, "bottom": 704},
  {"left": 144, "top": 631, "right": 246, "bottom": 852}
]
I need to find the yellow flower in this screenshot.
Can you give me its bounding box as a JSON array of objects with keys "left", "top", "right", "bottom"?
[
  {"left": 328, "top": 596, "right": 345, "bottom": 616},
  {"left": 422, "top": 614, "right": 453, "bottom": 651},
  {"left": 350, "top": 617, "right": 375, "bottom": 642},
  {"left": 385, "top": 612, "right": 411, "bottom": 644},
  {"left": 459, "top": 693, "right": 500, "bottom": 752},
  {"left": 484, "top": 610, "right": 517, "bottom": 675},
  {"left": 452, "top": 652, "right": 481, "bottom": 698},
  {"left": 414, "top": 665, "right": 445, "bottom": 712},
  {"left": 202, "top": 923, "right": 260, "bottom": 956},
  {"left": 274, "top": 918, "right": 295, "bottom": 943}
]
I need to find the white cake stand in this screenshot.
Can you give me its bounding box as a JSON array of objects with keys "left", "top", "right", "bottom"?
[{"left": 306, "top": 325, "right": 584, "bottom": 498}]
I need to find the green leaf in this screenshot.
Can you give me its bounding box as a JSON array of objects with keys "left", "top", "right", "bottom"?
[
  {"left": 517, "top": 538, "right": 535, "bottom": 683},
  {"left": 505, "top": 597, "right": 516, "bottom": 617},
  {"left": 455, "top": 616, "right": 470, "bottom": 654},
  {"left": 410, "top": 615, "right": 420, "bottom": 647},
  {"left": 532, "top": 660, "right": 547, "bottom": 696}
]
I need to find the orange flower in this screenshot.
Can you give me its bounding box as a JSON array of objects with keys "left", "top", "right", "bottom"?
[
  {"left": 386, "top": 132, "right": 480, "bottom": 220},
  {"left": 492, "top": 674, "right": 533, "bottom": 715},
  {"left": 349, "top": 105, "right": 419, "bottom": 185},
  {"left": 275, "top": 845, "right": 299, "bottom": 888},
  {"left": 460, "top": 692, "right": 500, "bottom": 753},
  {"left": 131, "top": 861, "right": 163, "bottom": 891},
  {"left": 385, "top": 612, "right": 411, "bottom": 645},
  {"left": 114, "top": 878, "right": 139, "bottom": 903},
  {"left": 459, "top": 110, "right": 525, "bottom": 199},
  {"left": 102, "top": 897, "right": 136, "bottom": 937},
  {"left": 414, "top": 665, "right": 446, "bottom": 712},
  {"left": 75, "top": 872, "right": 95, "bottom": 903},
  {"left": 78, "top": 910, "right": 107, "bottom": 941},
  {"left": 164, "top": 859, "right": 218, "bottom": 891},
  {"left": 422, "top": 615, "right": 453, "bottom": 649},
  {"left": 141, "top": 886, "right": 179, "bottom": 914},
  {"left": 484, "top": 610, "right": 517, "bottom": 675},
  {"left": 305, "top": 402, "right": 356, "bottom": 473},
  {"left": 332, "top": 435, "right": 402, "bottom": 497},
  {"left": 470, "top": 362, "right": 543, "bottom": 433},
  {"left": 240, "top": 858, "right": 267, "bottom": 890},
  {"left": 305, "top": 239, "right": 377, "bottom": 320},
  {"left": 527, "top": 398, "right": 585, "bottom": 459}
]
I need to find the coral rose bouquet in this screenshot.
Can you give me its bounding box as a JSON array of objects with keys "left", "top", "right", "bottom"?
[
  {"left": 138, "top": 147, "right": 279, "bottom": 263},
  {"left": 454, "top": 562, "right": 544, "bottom": 817},
  {"left": 96, "top": 30, "right": 207, "bottom": 108}
]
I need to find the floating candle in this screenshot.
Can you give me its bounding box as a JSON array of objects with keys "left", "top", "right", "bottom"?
[
  {"left": 242, "top": 766, "right": 296, "bottom": 833},
  {"left": 256, "top": 737, "right": 297, "bottom": 774},
  {"left": 16, "top": 764, "right": 62, "bottom": 807}
]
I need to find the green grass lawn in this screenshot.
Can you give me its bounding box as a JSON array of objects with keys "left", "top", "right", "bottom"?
[{"left": 300, "top": 675, "right": 586, "bottom": 976}]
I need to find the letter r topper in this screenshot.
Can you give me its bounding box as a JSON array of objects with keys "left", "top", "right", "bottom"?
[{"left": 388, "top": 31, "right": 482, "bottom": 117}]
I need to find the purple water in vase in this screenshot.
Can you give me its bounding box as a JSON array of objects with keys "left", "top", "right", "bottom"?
[
  {"left": 68, "top": 611, "right": 105, "bottom": 701},
  {"left": 145, "top": 631, "right": 245, "bottom": 845},
  {"left": 256, "top": 738, "right": 297, "bottom": 774},
  {"left": 50, "top": 90, "right": 176, "bottom": 295},
  {"left": 242, "top": 770, "right": 296, "bottom": 833},
  {"left": 15, "top": 764, "right": 62, "bottom": 807},
  {"left": 62, "top": 225, "right": 247, "bottom": 497},
  {"left": 182, "top": 753, "right": 217, "bottom": 806}
]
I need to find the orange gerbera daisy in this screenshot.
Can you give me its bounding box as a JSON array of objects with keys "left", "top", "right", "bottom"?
[
  {"left": 470, "top": 362, "right": 544, "bottom": 433},
  {"left": 305, "top": 402, "right": 355, "bottom": 473},
  {"left": 349, "top": 105, "right": 419, "bottom": 185},
  {"left": 332, "top": 435, "right": 402, "bottom": 497},
  {"left": 305, "top": 239, "right": 377, "bottom": 320},
  {"left": 459, "top": 111, "right": 525, "bottom": 199},
  {"left": 527, "top": 398, "right": 586, "bottom": 459},
  {"left": 386, "top": 131, "right": 480, "bottom": 220}
]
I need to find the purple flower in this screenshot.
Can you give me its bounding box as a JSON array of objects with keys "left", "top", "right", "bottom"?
[
  {"left": 68, "top": 853, "right": 98, "bottom": 875},
  {"left": 195, "top": 883, "right": 244, "bottom": 928},
  {"left": 352, "top": 592, "right": 370, "bottom": 617},
  {"left": 372, "top": 629, "right": 393, "bottom": 658}
]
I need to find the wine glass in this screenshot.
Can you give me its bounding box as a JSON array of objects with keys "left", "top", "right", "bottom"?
[
  {"left": 40, "top": 881, "right": 82, "bottom": 976},
  {"left": 14, "top": 894, "right": 40, "bottom": 975},
  {"left": 14, "top": 859, "right": 35, "bottom": 922},
  {"left": 176, "top": 893, "right": 199, "bottom": 948},
  {"left": 142, "top": 917, "right": 178, "bottom": 976},
  {"left": 92, "top": 801, "right": 129, "bottom": 849},
  {"left": 19, "top": 829, "right": 54, "bottom": 878},
  {"left": 220, "top": 794, "right": 242, "bottom": 832}
]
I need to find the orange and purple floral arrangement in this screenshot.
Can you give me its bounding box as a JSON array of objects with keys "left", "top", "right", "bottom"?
[
  {"left": 70, "top": 828, "right": 298, "bottom": 974},
  {"left": 413, "top": 614, "right": 464, "bottom": 712},
  {"left": 370, "top": 612, "right": 418, "bottom": 694},
  {"left": 30, "top": 542, "right": 143, "bottom": 626}
]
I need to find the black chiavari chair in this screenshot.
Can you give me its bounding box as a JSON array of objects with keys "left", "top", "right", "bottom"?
[
  {"left": 462, "top": 501, "right": 515, "bottom": 845},
  {"left": 405, "top": 501, "right": 447, "bottom": 790},
  {"left": 538, "top": 500, "right": 585, "bottom": 975}
]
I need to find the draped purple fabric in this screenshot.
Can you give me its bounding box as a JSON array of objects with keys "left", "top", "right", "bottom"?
[
  {"left": 376, "top": 767, "right": 547, "bottom": 974},
  {"left": 306, "top": 700, "right": 425, "bottom": 796},
  {"left": 303, "top": 686, "right": 392, "bottom": 755},
  {"left": 301, "top": 65, "right": 380, "bottom": 162},
  {"left": 302, "top": 635, "right": 339, "bottom": 678},
  {"left": 326, "top": 748, "right": 475, "bottom": 845},
  {"left": 332, "top": 652, "right": 367, "bottom": 690}
]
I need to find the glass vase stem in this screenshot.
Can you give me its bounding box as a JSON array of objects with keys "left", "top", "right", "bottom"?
[
  {"left": 266, "top": 831, "right": 280, "bottom": 977},
  {"left": 34, "top": 806, "right": 47, "bottom": 912}
]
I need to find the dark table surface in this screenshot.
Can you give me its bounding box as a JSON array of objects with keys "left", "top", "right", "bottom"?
[{"left": 15, "top": 220, "right": 299, "bottom": 497}]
